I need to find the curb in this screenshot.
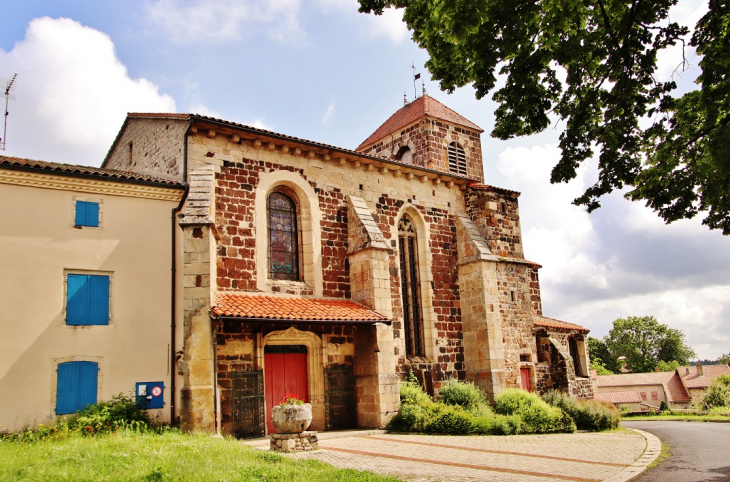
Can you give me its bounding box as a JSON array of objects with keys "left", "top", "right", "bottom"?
[{"left": 603, "top": 428, "right": 661, "bottom": 482}]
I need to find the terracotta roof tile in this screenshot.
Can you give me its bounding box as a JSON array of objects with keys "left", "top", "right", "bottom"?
[
  {"left": 595, "top": 390, "right": 642, "bottom": 404},
  {"left": 534, "top": 315, "right": 589, "bottom": 333},
  {"left": 597, "top": 372, "right": 691, "bottom": 403},
  {"left": 679, "top": 364, "right": 730, "bottom": 388},
  {"left": 357, "top": 95, "right": 483, "bottom": 151},
  {"left": 211, "top": 293, "right": 390, "bottom": 323},
  {"left": 467, "top": 183, "right": 521, "bottom": 197},
  {"left": 0, "top": 155, "right": 184, "bottom": 187}
]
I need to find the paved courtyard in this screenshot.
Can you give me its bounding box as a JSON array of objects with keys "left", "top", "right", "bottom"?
[{"left": 246, "top": 429, "right": 659, "bottom": 482}]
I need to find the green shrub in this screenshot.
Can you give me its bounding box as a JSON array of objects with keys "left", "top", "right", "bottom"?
[
  {"left": 399, "top": 374, "right": 431, "bottom": 406},
  {"left": 388, "top": 403, "right": 433, "bottom": 432},
  {"left": 494, "top": 389, "right": 574, "bottom": 433},
  {"left": 438, "top": 380, "right": 486, "bottom": 409},
  {"left": 659, "top": 400, "right": 669, "bottom": 411},
  {"left": 491, "top": 414, "right": 523, "bottom": 435},
  {"left": 67, "top": 393, "right": 151, "bottom": 435},
  {"left": 424, "top": 404, "right": 476, "bottom": 435},
  {"left": 542, "top": 390, "right": 620, "bottom": 431}
]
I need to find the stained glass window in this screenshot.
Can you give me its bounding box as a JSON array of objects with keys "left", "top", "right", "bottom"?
[
  {"left": 268, "top": 191, "right": 299, "bottom": 280},
  {"left": 398, "top": 215, "right": 424, "bottom": 356}
]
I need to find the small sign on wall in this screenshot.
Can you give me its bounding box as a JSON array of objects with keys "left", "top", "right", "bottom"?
[{"left": 135, "top": 381, "right": 165, "bottom": 409}]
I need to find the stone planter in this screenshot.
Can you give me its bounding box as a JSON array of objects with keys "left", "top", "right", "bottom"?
[{"left": 271, "top": 403, "right": 312, "bottom": 434}]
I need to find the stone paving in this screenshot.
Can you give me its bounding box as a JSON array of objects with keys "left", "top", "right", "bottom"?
[{"left": 252, "top": 429, "right": 655, "bottom": 482}]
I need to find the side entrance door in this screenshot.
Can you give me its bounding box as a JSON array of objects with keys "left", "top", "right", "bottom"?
[
  {"left": 520, "top": 367, "right": 531, "bottom": 391},
  {"left": 264, "top": 345, "right": 308, "bottom": 434}
]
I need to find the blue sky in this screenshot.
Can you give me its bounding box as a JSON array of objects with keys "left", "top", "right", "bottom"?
[{"left": 2, "top": 0, "right": 727, "bottom": 360}]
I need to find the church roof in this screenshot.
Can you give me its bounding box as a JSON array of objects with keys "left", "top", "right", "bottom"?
[
  {"left": 211, "top": 293, "right": 391, "bottom": 324},
  {"left": 0, "top": 155, "right": 184, "bottom": 187},
  {"left": 357, "top": 94, "right": 483, "bottom": 151},
  {"left": 534, "top": 315, "right": 589, "bottom": 333}
]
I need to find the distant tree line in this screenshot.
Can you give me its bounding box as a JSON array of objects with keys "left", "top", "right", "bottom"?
[{"left": 589, "top": 316, "right": 696, "bottom": 374}]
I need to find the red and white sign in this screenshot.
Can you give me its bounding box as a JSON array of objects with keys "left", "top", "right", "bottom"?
[{"left": 151, "top": 386, "right": 163, "bottom": 397}]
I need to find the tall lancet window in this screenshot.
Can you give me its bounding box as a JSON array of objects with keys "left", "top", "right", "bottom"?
[
  {"left": 268, "top": 191, "right": 299, "bottom": 280},
  {"left": 398, "top": 215, "right": 424, "bottom": 356}
]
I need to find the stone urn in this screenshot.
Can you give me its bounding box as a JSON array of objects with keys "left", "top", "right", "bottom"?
[{"left": 271, "top": 403, "right": 312, "bottom": 434}]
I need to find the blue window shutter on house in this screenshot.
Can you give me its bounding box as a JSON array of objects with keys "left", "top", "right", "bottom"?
[
  {"left": 75, "top": 201, "right": 87, "bottom": 226},
  {"left": 85, "top": 202, "right": 99, "bottom": 227},
  {"left": 56, "top": 361, "right": 98, "bottom": 415},
  {"left": 88, "top": 275, "right": 110, "bottom": 325},
  {"left": 75, "top": 201, "right": 99, "bottom": 227},
  {"left": 77, "top": 362, "right": 98, "bottom": 410},
  {"left": 67, "top": 274, "right": 109, "bottom": 325},
  {"left": 67, "top": 274, "right": 87, "bottom": 325}
]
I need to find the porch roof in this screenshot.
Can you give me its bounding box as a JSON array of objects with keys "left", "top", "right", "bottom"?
[
  {"left": 211, "top": 293, "right": 391, "bottom": 324},
  {"left": 534, "top": 315, "right": 590, "bottom": 333}
]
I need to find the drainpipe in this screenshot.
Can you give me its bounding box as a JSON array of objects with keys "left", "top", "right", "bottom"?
[{"left": 170, "top": 118, "right": 193, "bottom": 424}]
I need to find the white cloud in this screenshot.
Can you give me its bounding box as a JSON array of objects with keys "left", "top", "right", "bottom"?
[
  {"left": 322, "top": 101, "right": 335, "bottom": 125},
  {"left": 360, "top": 7, "right": 409, "bottom": 42},
  {"left": 143, "top": 0, "right": 304, "bottom": 45},
  {"left": 0, "top": 17, "right": 175, "bottom": 166}
]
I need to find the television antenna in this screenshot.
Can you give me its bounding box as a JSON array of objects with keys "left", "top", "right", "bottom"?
[{"left": 1, "top": 73, "right": 18, "bottom": 151}]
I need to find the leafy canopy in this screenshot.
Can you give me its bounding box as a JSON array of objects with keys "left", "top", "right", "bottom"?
[
  {"left": 604, "top": 316, "right": 696, "bottom": 373},
  {"left": 358, "top": 0, "right": 730, "bottom": 234}
]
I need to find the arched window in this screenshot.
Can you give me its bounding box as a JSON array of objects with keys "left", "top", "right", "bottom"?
[
  {"left": 268, "top": 191, "right": 299, "bottom": 281},
  {"left": 447, "top": 141, "right": 466, "bottom": 176},
  {"left": 398, "top": 215, "right": 424, "bottom": 356},
  {"left": 395, "top": 146, "right": 413, "bottom": 164}
]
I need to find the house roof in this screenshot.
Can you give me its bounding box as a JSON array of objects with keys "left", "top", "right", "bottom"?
[
  {"left": 114, "top": 113, "right": 478, "bottom": 183},
  {"left": 467, "top": 183, "right": 521, "bottom": 197},
  {"left": 679, "top": 364, "right": 730, "bottom": 389},
  {"left": 211, "top": 293, "right": 391, "bottom": 324},
  {"left": 595, "top": 390, "right": 642, "bottom": 405},
  {"left": 357, "top": 94, "right": 483, "bottom": 151},
  {"left": 0, "top": 155, "right": 184, "bottom": 187},
  {"left": 534, "top": 315, "right": 589, "bottom": 333},
  {"left": 597, "top": 371, "right": 691, "bottom": 403}
]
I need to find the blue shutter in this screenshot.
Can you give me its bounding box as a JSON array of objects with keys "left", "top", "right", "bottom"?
[
  {"left": 85, "top": 202, "right": 99, "bottom": 227},
  {"left": 67, "top": 274, "right": 87, "bottom": 325},
  {"left": 67, "top": 274, "right": 109, "bottom": 325},
  {"left": 88, "top": 275, "right": 110, "bottom": 325},
  {"left": 75, "top": 201, "right": 87, "bottom": 226},
  {"left": 56, "top": 361, "right": 98, "bottom": 415},
  {"left": 77, "top": 362, "right": 98, "bottom": 410},
  {"left": 56, "top": 362, "right": 79, "bottom": 414},
  {"left": 75, "top": 201, "right": 99, "bottom": 227}
]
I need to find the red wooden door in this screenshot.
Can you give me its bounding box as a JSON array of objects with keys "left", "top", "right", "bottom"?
[
  {"left": 264, "top": 351, "right": 308, "bottom": 434},
  {"left": 520, "top": 367, "right": 531, "bottom": 391}
]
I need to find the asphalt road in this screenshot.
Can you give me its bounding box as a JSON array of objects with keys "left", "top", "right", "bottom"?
[{"left": 623, "top": 421, "right": 730, "bottom": 481}]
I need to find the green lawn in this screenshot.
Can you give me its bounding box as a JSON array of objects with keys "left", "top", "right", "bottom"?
[
  {"left": 623, "top": 413, "right": 730, "bottom": 423},
  {"left": 0, "top": 430, "right": 400, "bottom": 481}
]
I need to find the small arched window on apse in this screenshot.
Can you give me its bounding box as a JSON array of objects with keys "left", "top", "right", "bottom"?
[
  {"left": 268, "top": 190, "right": 299, "bottom": 281},
  {"left": 447, "top": 141, "right": 467, "bottom": 176},
  {"left": 395, "top": 146, "right": 413, "bottom": 164},
  {"left": 398, "top": 214, "right": 424, "bottom": 357}
]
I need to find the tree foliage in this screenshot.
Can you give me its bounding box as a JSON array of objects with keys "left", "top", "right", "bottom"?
[
  {"left": 358, "top": 0, "right": 730, "bottom": 233},
  {"left": 588, "top": 337, "right": 620, "bottom": 373},
  {"left": 604, "top": 316, "right": 696, "bottom": 372}
]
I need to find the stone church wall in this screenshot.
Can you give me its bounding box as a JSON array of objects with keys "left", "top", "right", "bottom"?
[
  {"left": 103, "top": 117, "right": 187, "bottom": 181},
  {"left": 359, "top": 119, "right": 484, "bottom": 183}
]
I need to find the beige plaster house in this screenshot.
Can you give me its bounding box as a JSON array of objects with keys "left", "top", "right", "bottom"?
[
  {"left": 0, "top": 156, "right": 183, "bottom": 431},
  {"left": 97, "top": 96, "right": 593, "bottom": 437}
]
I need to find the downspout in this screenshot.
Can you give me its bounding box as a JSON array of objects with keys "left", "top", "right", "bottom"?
[{"left": 170, "top": 118, "right": 193, "bottom": 424}]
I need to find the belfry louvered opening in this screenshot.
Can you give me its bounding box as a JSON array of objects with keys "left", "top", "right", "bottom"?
[{"left": 447, "top": 141, "right": 467, "bottom": 176}]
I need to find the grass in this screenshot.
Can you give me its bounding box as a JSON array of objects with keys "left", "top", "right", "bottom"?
[
  {"left": 622, "top": 412, "right": 730, "bottom": 423},
  {"left": 648, "top": 441, "right": 671, "bottom": 469},
  {"left": 0, "top": 430, "right": 400, "bottom": 481}
]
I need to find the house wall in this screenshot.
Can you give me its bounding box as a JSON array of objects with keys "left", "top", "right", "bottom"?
[
  {"left": 597, "top": 384, "right": 666, "bottom": 409},
  {"left": 0, "top": 174, "right": 181, "bottom": 430}
]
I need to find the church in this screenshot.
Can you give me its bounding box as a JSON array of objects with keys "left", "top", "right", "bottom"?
[{"left": 0, "top": 94, "right": 592, "bottom": 436}]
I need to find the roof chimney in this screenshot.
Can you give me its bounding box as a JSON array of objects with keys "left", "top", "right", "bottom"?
[
  {"left": 696, "top": 362, "right": 704, "bottom": 377},
  {"left": 685, "top": 367, "right": 690, "bottom": 375}
]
